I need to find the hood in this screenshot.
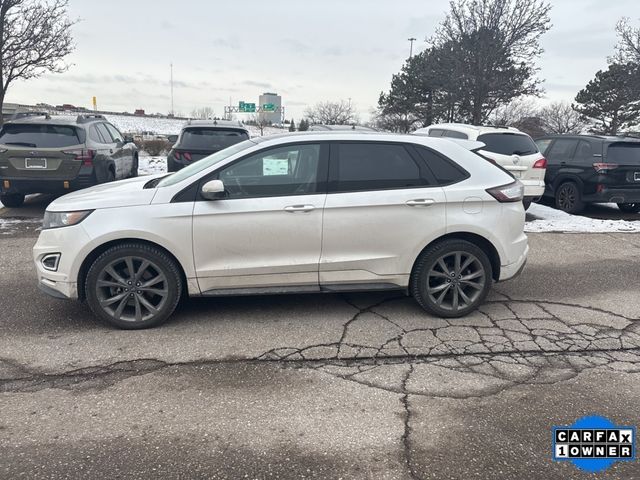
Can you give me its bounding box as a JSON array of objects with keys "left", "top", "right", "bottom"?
[{"left": 46, "top": 174, "right": 165, "bottom": 212}]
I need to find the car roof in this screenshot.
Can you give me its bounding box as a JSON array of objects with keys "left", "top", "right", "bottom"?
[
  {"left": 536, "top": 134, "right": 640, "bottom": 143},
  {"left": 308, "top": 124, "right": 377, "bottom": 131},
  {"left": 4, "top": 114, "right": 106, "bottom": 126},
  {"left": 182, "top": 119, "right": 249, "bottom": 131},
  {"left": 416, "top": 123, "right": 523, "bottom": 136}
]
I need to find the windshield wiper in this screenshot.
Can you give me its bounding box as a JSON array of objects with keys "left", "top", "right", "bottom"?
[
  {"left": 143, "top": 174, "right": 171, "bottom": 189},
  {"left": 4, "top": 142, "right": 37, "bottom": 147}
]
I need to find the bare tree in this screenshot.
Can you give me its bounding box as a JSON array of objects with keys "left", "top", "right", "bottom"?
[
  {"left": 539, "top": 101, "right": 586, "bottom": 134},
  {"left": 304, "top": 100, "right": 359, "bottom": 125},
  {"left": 614, "top": 17, "right": 640, "bottom": 64},
  {"left": 250, "top": 114, "right": 271, "bottom": 136},
  {"left": 0, "top": 0, "right": 76, "bottom": 124},
  {"left": 488, "top": 97, "right": 539, "bottom": 126},
  {"left": 190, "top": 106, "right": 215, "bottom": 119}
]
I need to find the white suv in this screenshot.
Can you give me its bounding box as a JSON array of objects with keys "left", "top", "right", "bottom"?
[
  {"left": 414, "top": 124, "right": 547, "bottom": 209},
  {"left": 33, "top": 132, "right": 528, "bottom": 329}
]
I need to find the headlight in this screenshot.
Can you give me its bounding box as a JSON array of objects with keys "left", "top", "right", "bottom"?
[{"left": 43, "top": 210, "right": 93, "bottom": 229}]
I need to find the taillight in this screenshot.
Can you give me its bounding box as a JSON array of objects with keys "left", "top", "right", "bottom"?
[
  {"left": 533, "top": 158, "right": 547, "bottom": 169},
  {"left": 63, "top": 149, "right": 95, "bottom": 166},
  {"left": 183, "top": 152, "right": 192, "bottom": 162},
  {"left": 173, "top": 151, "right": 181, "bottom": 160},
  {"left": 593, "top": 163, "right": 618, "bottom": 173},
  {"left": 486, "top": 181, "right": 524, "bottom": 203}
]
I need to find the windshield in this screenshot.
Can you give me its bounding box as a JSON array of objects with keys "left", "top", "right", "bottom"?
[
  {"left": 477, "top": 133, "right": 538, "bottom": 156},
  {"left": 157, "top": 139, "right": 257, "bottom": 187},
  {"left": 179, "top": 127, "right": 249, "bottom": 150},
  {"left": 607, "top": 143, "right": 640, "bottom": 164},
  {"left": 0, "top": 124, "right": 81, "bottom": 148}
]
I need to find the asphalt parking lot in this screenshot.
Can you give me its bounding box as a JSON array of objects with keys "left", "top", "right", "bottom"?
[{"left": 1, "top": 200, "right": 639, "bottom": 479}]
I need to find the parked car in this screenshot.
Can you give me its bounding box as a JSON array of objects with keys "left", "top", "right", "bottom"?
[
  {"left": 167, "top": 120, "right": 250, "bottom": 172},
  {"left": 34, "top": 132, "right": 528, "bottom": 329},
  {"left": 0, "top": 113, "right": 138, "bottom": 208},
  {"left": 535, "top": 135, "right": 640, "bottom": 214},
  {"left": 414, "top": 124, "right": 546, "bottom": 209}
]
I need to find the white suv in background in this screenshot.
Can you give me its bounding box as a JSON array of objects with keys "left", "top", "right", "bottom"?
[
  {"left": 33, "top": 132, "right": 528, "bottom": 329},
  {"left": 414, "top": 124, "right": 546, "bottom": 209}
]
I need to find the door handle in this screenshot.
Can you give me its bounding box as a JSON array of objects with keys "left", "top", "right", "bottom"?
[
  {"left": 284, "top": 205, "right": 315, "bottom": 213},
  {"left": 406, "top": 199, "right": 436, "bottom": 207}
]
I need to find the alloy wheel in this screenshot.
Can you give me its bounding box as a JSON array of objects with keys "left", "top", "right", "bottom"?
[
  {"left": 426, "top": 251, "right": 485, "bottom": 312},
  {"left": 557, "top": 184, "right": 576, "bottom": 212},
  {"left": 95, "top": 256, "right": 169, "bottom": 323}
]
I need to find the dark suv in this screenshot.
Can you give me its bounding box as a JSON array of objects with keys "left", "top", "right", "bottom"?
[
  {"left": 535, "top": 134, "right": 640, "bottom": 213},
  {"left": 167, "top": 120, "right": 250, "bottom": 172},
  {"left": 0, "top": 113, "right": 138, "bottom": 207}
]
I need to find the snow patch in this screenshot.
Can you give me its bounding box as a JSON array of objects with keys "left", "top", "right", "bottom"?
[{"left": 526, "top": 203, "right": 640, "bottom": 233}]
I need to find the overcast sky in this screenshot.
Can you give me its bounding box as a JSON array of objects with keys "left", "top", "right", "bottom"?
[{"left": 6, "top": 0, "right": 637, "bottom": 120}]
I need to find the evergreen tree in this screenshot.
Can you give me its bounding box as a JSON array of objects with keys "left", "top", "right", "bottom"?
[{"left": 289, "top": 118, "right": 296, "bottom": 132}]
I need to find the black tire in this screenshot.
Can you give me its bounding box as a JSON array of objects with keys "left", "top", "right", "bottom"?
[
  {"left": 130, "top": 155, "right": 139, "bottom": 178},
  {"left": 411, "top": 240, "right": 493, "bottom": 318},
  {"left": 555, "top": 181, "right": 584, "bottom": 214},
  {"left": 523, "top": 199, "right": 532, "bottom": 211},
  {"left": 618, "top": 203, "right": 640, "bottom": 214},
  {"left": 85, "top": 243, "right": 183, "bottom": 329},
  {"left": 0, "top": 193, "right": 25, "bottom": 208},
  {"left": 102, "top": 168, "right": 115, "bottom": 184}
]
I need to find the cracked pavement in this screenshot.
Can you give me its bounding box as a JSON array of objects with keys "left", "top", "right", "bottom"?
[{"left": 0, "top": 221, "right": 639, "bottom": 478}]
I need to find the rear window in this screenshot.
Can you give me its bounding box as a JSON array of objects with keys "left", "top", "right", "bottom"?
[
  {"left": 180, "top": 128, "right": 249, "bottom": 150},
  {"left": 0, "top": 124, "right": 81, "bottom": 148},
  {"left": 606, "top": 143, "right": 640, "bottom": 164},
  {"left": 477, "top": 133, "right": 538, "bottom": 156}
]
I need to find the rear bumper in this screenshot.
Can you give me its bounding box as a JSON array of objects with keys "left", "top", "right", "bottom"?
[
  {"left": 582, "top": 187, "right": 640, "bottom": 204},
  {"left": 499, "top": 243, "right": 529, "bottom": 282},
  {"left": 520, "top": 179, "right": 545, "bottom": 199},
  {"left": 1, "top": 168, "right": 97, "bottom": 195}
]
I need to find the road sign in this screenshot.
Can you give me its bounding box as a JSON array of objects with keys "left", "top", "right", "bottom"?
[
  {"left": 238, "top": 101, "right": 256, "bottom": 113},
  {"left": 262, "top": 103, "right": 276, "bottom": 112}
]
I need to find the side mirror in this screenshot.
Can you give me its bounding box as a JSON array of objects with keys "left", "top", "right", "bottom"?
[
  {"left": 201, "top": 179, "right": 225, "bottom": 200},
  {"left": 124, "top": 135, "right": 134, "bottom": 144}
]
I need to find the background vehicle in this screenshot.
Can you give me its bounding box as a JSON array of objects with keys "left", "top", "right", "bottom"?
[
  {"left": 0, "top": 113, "right": 138, "bottom": 207},
  {"left": 167, "top": 120, "right": 250, "bottom": 172},
  {"left": 308, "top": 124, "right": 377, "bottom": 131},
  {"left": 414, "top": 124, "right": 546, "bottom": 209},
  {"left": 535, "top": 135, "right": 640, "bottom": 214},
  {"left": 34, "top": 133, "right": 527, "bottom": 329}
]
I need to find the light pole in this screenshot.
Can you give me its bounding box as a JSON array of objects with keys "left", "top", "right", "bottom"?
[{"left": 408, "top": 37, "right": 417, "bottom": 58}]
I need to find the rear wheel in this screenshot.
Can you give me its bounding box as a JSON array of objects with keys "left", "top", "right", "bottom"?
[
  {"left": 85, "top": 243, "right": 183, "bottom": 329},
  {"left": 555, "top": 181, "right": 584, "bottom": 214},
  {"left": 411, "top": 240, "right": 493, "bottom": 318},
  {"left": 130, "top": 155, "right": 139, "bottom": 177},
  {"left": 0, "top": 193, "right": 25, "bottom": 208},
  {"left": 618, "top": 203, "right": 640, "bottom": 214}
]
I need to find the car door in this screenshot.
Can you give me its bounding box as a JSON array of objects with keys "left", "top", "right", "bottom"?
[
  {"left": 319, "top": 141, "right": 447, "bottom": 289},
  {"left": 94, "top": 123, "right": 118, "bottom": 179},
  {"left": 192, "top": 142, "right": 328, "bottom": 293},
  {"left": 544, "top": 138, "right": 579, "bottom": 192},
  {"left": 104, "top": 123, "right": 131, "bottom": 178}
]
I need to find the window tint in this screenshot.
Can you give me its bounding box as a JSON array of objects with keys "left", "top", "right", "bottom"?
[
  {"left": 218, "top": 144, "right": 320, "bottom": 198},
  {"left": 535, "top": 139, "right": 552, "bottom": 154},
  {"left": 104, "top": 123, "right": 123, "bottom": 143},
  {"left": 428, "top": 129, "right": 445, "bottom": 137},
  {"left": 443, "top": 130, "right": 468, "bottom": 139},
  {"left": 477, "top": 133, "right": 538, "bottom": 156},
  {"left": 607, "top": 143, "right": 640, "bottom": 165},
  {"left": 415, "top": 146, "right": 468, "bottom": 185},
  {"left": 0, "top": 124, "right": 80, "bottom": 148},
  {"left": 545, "top": 139, "right": 578, "bottom": 163},
  {"left": 573, "top": 140, "right": 593, "bottom": 163},
  {"left": 89, "top": 126, "right": 108, "bottom": 144},
  {"left": 96, "top": 124, "right": 114, "bottom": 143},
  {"left": 332, "top": 143, "right": 425, "bottom": 192},
  {"left": 181, "top": 128, "right": 249, "bottom": 150}
]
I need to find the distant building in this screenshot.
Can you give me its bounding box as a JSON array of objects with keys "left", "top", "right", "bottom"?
[
  {"left": 258, "top": 92, "right": 282, "bottom": 124},
  {"left": 134, "top": 109, "right": 145, "bottom": 116}
]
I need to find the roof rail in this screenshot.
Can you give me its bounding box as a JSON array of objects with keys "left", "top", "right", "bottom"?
[
  {"left": 76, "top": 114, "right": 106, "bottom": 123},
  {"left": 10, "top": 111, "right": 51, "bottom": 120}
]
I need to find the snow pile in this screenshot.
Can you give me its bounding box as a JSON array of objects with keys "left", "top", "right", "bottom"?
[
  {"left": 526, "top": 203, "right": 640, "bottom": 233},
  {"left": 138, "top": 156, "right": 167, "bottom": 176}
]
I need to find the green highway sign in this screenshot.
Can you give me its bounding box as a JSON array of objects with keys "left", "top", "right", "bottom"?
[
  {"left": 238, "top": 101, "right": 256, "bottom": 113},
  {"left": 262, "top": 103, "right": 276, "bottom": 112}
]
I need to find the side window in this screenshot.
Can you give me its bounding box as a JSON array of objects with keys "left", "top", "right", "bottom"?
[
  {"left": 443, "top": 130, "right": 468, "bottom": 139},
  {"left": 88, "top": 126, "right": 108, "bottom": 144},
  {"left": 545, "top": 139, "right": 578, "bottom": 164},
  {"left": 104, "top": 123, "right": 124, "bottom": 143},
  {"left": 96, "top": 123, "right": 114, "bottom": 143},
  {"left": 535, "top": 139, "right": 552, "bottom": 154},
  {"left": 573, "top": 140, "right": 593, "bottom": 163},
  {"left": 414, "top": 146, "right": 468, "bottom": 185},
  {"left": 217, "top": 143, "right": 321, "bottom": 199},
  {"left": 428, "top": 129, "right": 445, "bottom": 137},
  {"left": 332, "top": 142, "right": 425, "bottom": 192}
]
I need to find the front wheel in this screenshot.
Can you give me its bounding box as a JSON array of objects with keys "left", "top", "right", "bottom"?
[
  {"left": 130, "top": 155, "right": 139, "bottom": 178},
  {"left": 618, "top": 203, "right": 640, "bottom": 214},
  {"left": 0, "top": 193, "right": 25, "bottom": 208},
  {"left": 85, "top": 243, "right": 183, "bottom": 329},
  {"left": 411, "top": 240, "right": 493, "bottom": 318}
]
